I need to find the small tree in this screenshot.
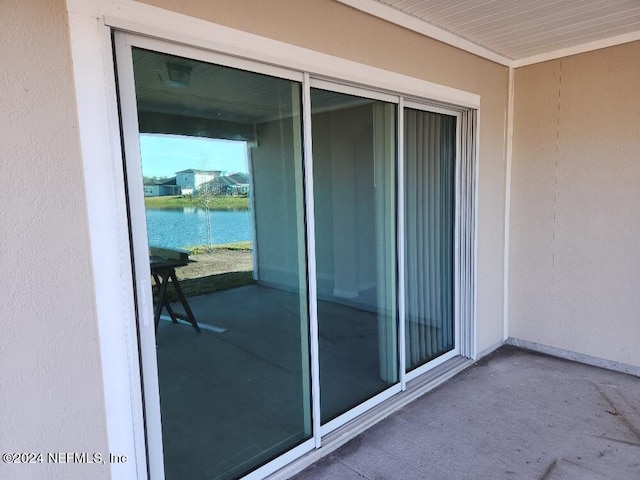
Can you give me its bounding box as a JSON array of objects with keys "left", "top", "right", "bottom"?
[{"left": 196, "top": 181, "right": 216, "bottom": 252}]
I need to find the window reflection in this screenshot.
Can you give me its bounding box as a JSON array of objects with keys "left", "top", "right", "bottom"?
[
  {"left": 132, "top": 48, "right": 311, "bottom": 480},
  {"left": 310, "top": 89, "right": 398, "bottom": 423}
]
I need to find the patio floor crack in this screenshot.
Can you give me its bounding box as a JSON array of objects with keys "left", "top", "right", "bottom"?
[{"left": 336, "top": 459, "right": 372, "bottom": 479}]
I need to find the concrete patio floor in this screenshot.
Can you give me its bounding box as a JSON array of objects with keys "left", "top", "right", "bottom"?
[{"left": 292, "top": 346, "right": 640, "bottom": 480}]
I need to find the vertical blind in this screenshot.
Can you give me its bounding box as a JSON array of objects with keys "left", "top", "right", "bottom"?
[
  {"left": 404, "top": 109, "right": 456, "bottom": 370},
  {"left": 373, "top": 103, "right": 398, "bottom": 383}
]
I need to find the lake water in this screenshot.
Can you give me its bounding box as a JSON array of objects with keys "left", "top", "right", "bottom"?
[{"left": 146, "top": 208, "right": 252, "bottom": 250}]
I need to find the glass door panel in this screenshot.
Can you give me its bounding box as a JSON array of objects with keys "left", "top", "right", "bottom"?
[
  {"left": 129, "top": 47, "right": 311, "bottom": 479},
  {"left": 404, "top": 108, "right": 456, "bottom": 371},
  {"left": 310, "top": 88, "right": 398, "bottom": 424}
]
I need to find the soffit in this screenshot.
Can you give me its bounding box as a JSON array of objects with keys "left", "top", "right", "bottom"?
[
  {"left": 366, "top": 0, "right": 640, "bottom": 63},
  {"left": 132, "top": 49, "right": 376, "bottom": 124},
  {"left": 132, "top": 48, "right": 296, "bottom": 124}
]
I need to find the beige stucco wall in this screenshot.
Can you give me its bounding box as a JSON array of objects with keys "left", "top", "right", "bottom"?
[
  {"left": 510, "top": 41, "right": 640, "bottom": 367},
  {"left": 0, "top": 1, "right": 109, "bottom": 479},
  {"left": 139, "top": 0, "right": 510, "bottom": 353}
]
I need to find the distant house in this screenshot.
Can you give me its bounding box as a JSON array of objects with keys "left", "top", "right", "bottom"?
[
  {"left": 143, "top": 177, "right": 181, "bottom": 197},
  {"left": 175, "top": 169, "right": 221, "bottom": 195},
  {"left": 204, "top": 172, "right": 251, "bottom": 196}
]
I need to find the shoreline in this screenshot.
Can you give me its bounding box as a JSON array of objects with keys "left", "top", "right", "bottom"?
[{"left": 144, "top": 195, "right": 249, "bottom": 210}]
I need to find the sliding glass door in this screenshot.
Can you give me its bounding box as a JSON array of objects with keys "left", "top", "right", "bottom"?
[
  {"left": 116, "top": 33, "right": 469, "bottom": 480},
  {"left": 310, "top": 87, "right": 398, "bottom": 424},
  {"left": 119, "top": 44, "right": 312, "bottom": 480}
]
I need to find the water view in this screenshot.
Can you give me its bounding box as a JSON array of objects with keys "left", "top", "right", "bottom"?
[{"left": 146, "top": 207, "right": 251, "bottom": 250}]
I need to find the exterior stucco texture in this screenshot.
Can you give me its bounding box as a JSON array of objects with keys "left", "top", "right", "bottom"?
[
  {"left": 0, "top": 1, "right": 109, "bottom": 479},
  {"left": 510, "top": 41, "right": 640, "bottom": 368}
]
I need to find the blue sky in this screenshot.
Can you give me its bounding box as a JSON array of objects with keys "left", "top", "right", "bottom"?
[{"left": 139, "top": 134, "right": 248, "bottom": 178}]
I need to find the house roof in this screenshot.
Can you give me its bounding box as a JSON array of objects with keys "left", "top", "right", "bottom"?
[
  {"left": 202, "top": 172, "right": 250, "bottom": 188},
  {"left": 143, "top": 176, "right": 177, "bottom": 186},
  {"left": 175, "top": 169, "right": 221, "bottom": 174},
  {"left": 342, "top": 0, "right": 640, "bottom": 66},
  {"left": 159, "top": 177, "right": 177, "bottom": 185},
  {"left": 223, "top": 172, "right": 250, "bottom": 185}
]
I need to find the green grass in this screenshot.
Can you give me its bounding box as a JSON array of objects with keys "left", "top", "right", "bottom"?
[
  {"left": 145, "top": 195, "right": 249, "bottom": 210},
  {"left": 184, "top": 241, "right": 252, "bottom": 254}
]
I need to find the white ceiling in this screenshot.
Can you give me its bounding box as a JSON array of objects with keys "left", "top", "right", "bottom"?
[{"left": 341, "top": 0, "right": 640, "bottom": 66}]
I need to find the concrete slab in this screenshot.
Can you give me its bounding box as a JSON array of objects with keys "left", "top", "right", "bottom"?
[{"left": 293, "top": 346, "right": 640, "bottom": 480}]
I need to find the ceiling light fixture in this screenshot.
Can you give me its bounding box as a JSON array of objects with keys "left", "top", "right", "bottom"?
[{"left": 158, "top": 62, "right": 193, "bottom": 87}]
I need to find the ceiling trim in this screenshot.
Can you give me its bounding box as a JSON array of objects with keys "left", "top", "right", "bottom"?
[
  {"left": 338, "top": 0, "right": 640, "bottom": 69},
  {"left": 513, "top": 30, "right": 640, "bottom": 67},
  {"left": 336, "top": 0, "right": 513, "bottom": 67}
]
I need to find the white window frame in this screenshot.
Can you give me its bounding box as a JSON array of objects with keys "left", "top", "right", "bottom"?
[{"left": 65, "top": 1, "right": 479, "bottom": 479}]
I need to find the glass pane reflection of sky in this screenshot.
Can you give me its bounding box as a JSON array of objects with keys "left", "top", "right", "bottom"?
[{"left": 140, "top": 133, "right": 248, "bottom": 178}]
